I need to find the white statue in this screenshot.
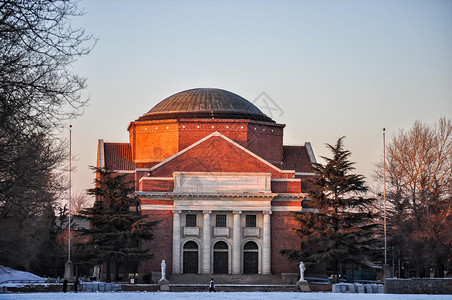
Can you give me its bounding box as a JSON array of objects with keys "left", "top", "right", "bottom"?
[
  {"left": 299, "top": 261, "right": 306, "bottom": 282},
  {"left": 160, "top": 260, "right": 167, "bottom": 281}
]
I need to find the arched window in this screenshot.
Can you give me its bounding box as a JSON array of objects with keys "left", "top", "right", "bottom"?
[
  {"left": 244, "top": 241, "right": 258, "bottom": 250},
  {"left": 213, "top": 241, "right": 229, "bottom": 274},
  {"left": 214, "top": 241, "right": 228, "bottom": 250},
  {"left": 243, "top": 241, "right": 258, "bottom": 274},
  {"left": 183, "top": 241, "right": 198, "bottom": 273},
  {"left": 184, "top": 241, "right": 198, "bottom": 249}
]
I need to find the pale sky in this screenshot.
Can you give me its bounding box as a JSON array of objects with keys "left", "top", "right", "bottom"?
[{"left": 68, "top": 0, "right": 452, "bottom": 198}]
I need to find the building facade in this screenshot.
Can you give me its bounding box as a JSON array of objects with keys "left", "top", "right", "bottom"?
[{"left": 97, "top": 88, "right": 316, "bottom": 277}]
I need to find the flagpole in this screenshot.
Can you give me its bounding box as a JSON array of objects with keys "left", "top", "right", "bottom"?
[
  {"left": 64, "top": 125, "right": 74, "bottom": 281},
  {"left": 68, "top": 124, "right": 72, "bottom": 262},
  {"left": 383, "top": 128, "right": 387, "bottom": 265}
]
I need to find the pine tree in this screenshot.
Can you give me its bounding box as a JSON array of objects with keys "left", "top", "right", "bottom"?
[
  {"left": 77, "top": 167, "right": 158, "bottom": 282},
  {"left": 284, "top": 137, "right": 379, "bottom": 277},
  {"left": 32, "top": 203, "right": 67, "bottom": 277}
]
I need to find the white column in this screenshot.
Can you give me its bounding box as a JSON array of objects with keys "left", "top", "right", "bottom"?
[
  {"left": 232, "top": 210, "right": 242, "bottom": 274},
  {"left": 202, "top": 210, "right": 211, "bottom": 274},
  {"left": 172, "top": 210, "right": 181, "bottom": 274},
  {"left": 262, "top": 211, "right": 272, "bottom": 274}
]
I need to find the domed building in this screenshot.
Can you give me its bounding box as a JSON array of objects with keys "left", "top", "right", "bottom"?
[{"left": 97, "top": 88, "right": 316, "bottom": 281}]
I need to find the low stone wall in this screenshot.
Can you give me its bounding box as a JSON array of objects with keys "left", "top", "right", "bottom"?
[
  {"left": 385, "top": 278, "right": 452, "bottom": 294},
  {"left": 281, "top": 273, "right": 298, "bottom": 284},
  {"left": 332, "top": 283, "right": 384, "bottom": 293},
  {"left": 1, "top": 282, "right": 122, "bottom": 293},
  {"left": 81, "top": 282, "right": 121, "bottom": 292},
  {"left": 1, "top": 284, "right": 62, "bottom": 293},
  {"left": 309, "top": 284, "right": 331, "bottom": 292},
  {"left": 121, "top": 284, "right": 159, "bottom": 292}
]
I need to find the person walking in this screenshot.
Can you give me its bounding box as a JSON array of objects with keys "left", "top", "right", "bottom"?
[
  {"left": 63, "top": 278, "right": 68, "bottom": 293},
  {"left": 74, "top": 276, "right": 79, "bottom": 293},
  {"left": 209, "top": 278, "right": 216, "bottom": 292}
]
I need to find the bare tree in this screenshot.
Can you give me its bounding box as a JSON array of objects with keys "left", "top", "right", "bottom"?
[
  {"left": 70, "top": 192, "right": 92, "bottom": 215},
  {"left": 0, "top": 0, "right": 95, "bottom": 133},
  {"left": 388, "top": 118, "right": 451, "bottom": 212},
  {"left": 374, "top": 117, "right": 452, "bottom": 277},
  {"left": 0, "top": 0, "right": 94, "bottom": 273}
]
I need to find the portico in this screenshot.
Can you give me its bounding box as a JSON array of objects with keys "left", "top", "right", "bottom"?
[{"left": 170, "top": 172, "right": 274, "bottom": 275}]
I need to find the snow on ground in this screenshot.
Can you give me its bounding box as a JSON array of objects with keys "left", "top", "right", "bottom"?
[
  {"left": 0, "top": 266, "right": 45, "bottom": 284},
  {"left": 0, "top": 292, "right": 450, "bottom": 300}
]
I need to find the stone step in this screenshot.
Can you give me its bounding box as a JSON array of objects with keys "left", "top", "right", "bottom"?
[
  {"left": 169, "top": 284, "right": 299, "bottom": 292},
  {"left": 167, "top": 274, "right": 286, "bottom": 284}
]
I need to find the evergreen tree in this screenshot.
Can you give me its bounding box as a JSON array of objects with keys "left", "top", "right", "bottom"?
[
  {"left": 284, "top": 137, "right": 379, "bottom": 277},
  {"left": 77, "top": 167, "right": 158, "bottom": 282},
  {"left": 32, "top": 203, "right": 67, "bottom": 277}
]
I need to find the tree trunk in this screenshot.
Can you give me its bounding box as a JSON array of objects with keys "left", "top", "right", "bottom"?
[
  {"left": 106, "top": 259, "right": 111, "bottom": 283},
  {"left": 115, "top": 260, "right": 120, "bottom": 282},
  {"left": 436, "top": 258, "right": 445, "bottom": 278}
]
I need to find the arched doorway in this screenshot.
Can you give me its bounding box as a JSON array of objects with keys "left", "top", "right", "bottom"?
[
  {"left": 183, "top": 241, "right": 198, "bottom": 273},
  {"left": 213, "top": 241, "right": 229, "bottom": 274},
  {"left": 243, "top": 241, "right": 258, "bottom": 274}
]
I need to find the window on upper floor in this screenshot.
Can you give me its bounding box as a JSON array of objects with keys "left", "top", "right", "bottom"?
[
  {"left": 246, "top": 215, "right": 256, "bottom": 227},
  {"left": 216, "top": 214, "right": 226, "bottom": 227},
  {"left": 186, "top": 214, "right": 197, "bottom": 227}
]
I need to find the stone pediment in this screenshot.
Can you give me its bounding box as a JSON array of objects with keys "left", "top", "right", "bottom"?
[{"left": 149, "top": 131, "right": 294, "bottom": 178}]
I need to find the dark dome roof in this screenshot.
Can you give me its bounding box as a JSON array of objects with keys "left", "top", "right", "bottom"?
[{"left": 137, "top": 88, "right": 274, "bottom": 122}]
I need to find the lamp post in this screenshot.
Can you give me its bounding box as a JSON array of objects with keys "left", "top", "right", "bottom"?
[{"left": 64, "top": 125, "right": 74, "bottom": 281}]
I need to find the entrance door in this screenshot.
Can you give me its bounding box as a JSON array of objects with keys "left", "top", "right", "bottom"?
[
  {"left": 183, "top": 241, "right": 198, "bottom": 274},
  {"left": 213, "top": 241, "right": 229, "bottom": 274},
  {"left": 243, "top": 241, "right": 258, "bottom": 274}
]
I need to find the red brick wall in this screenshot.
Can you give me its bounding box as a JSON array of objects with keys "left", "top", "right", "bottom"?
[
  {"left": 129, "top": 119, "right": 285, "bottom": 170},
  {"left": 128, "top": 125, "right": 136, "bottom": 160},
  {"left": 271, "top": 180, "right": 302, "bottom": 193},
  {"left": 271, "top": 211, "right": 300, "bottom": 274},
  {"left": 246, "top": 123, "right": 284, "bottom": 165},
  {"left": 140, "top": 199, "right": 174, "bottom": 206},
  {"left": 135, "top": 170, "right": 147, "bottom": 190},
  {"left": 129, "top": 121, "right": 179, "bottom": 164},
  {"left": 178, "top": 120, "right": 284, "bottom": 165},
  {"left": 178, "top": 120, "right": 249, "bottom": 150},
  {"left": 296, "top": 174, "right": 315, "bottom": 192},
  {"left": 272, "top": 200, "right": 303, "bottom": 208},
  {"left": 140, "top": 179, "right": 174, "bottom": 192},
  {"left": 150, "top": 135, "right": 290, "bottom": 178},
  {"left": 138, "top": 210, "right": 173, "bottom": 275}
]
